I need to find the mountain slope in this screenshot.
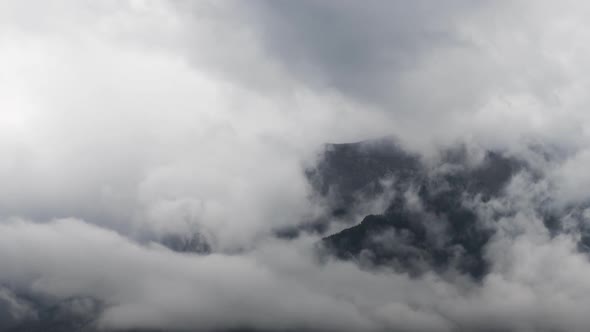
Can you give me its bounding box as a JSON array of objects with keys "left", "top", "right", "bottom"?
[{"left": 316, "top": 139, "right": 527, "bottom": 279}]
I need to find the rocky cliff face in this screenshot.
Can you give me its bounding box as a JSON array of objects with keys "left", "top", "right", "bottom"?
[{"left": 312, "top": 138, "right": 575, "bottom": 280}]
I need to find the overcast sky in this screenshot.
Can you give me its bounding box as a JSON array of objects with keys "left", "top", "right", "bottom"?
[{"left": 3, "top": 1, "right": 590, "bottom": 331}]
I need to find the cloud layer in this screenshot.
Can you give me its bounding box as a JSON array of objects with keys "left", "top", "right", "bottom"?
[{"left": 3, "top": 1, "right": 590, "bottom": 331}]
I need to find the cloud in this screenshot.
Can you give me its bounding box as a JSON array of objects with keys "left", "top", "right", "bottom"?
[
  {"left": 230, "top": 0, "right": 590, "bottom": 152},
  {"left": 3, "top": 1, "right": 590, "bottom": 331},
  {"left": 0, "top": 218, "right": 379, "bottom": 331}
]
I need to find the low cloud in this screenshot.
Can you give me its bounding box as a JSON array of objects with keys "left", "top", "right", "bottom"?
[{"left": 3, "top": 1, "right": 590, "bottom": 331}]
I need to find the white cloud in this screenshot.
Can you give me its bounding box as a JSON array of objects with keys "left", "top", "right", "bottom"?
[{"left": 3, "top": 1, "right": 590, "bottom": 331}]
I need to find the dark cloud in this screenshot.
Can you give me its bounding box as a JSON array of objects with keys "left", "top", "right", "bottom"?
[{"left": 241, "top": 1, "right": 481, "bottom": 105}]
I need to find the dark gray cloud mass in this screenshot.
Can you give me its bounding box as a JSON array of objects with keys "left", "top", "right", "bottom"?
[
  {"left": 240, "top": 1, "right": 481, "bottom": 104},
  {"left": 2, "top": 0, "right": 590, "bottom": 331}
]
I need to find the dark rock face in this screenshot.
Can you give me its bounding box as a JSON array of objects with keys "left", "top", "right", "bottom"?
[
  {"left": 316, "top": 139, "right": 525, "bottom": 279},
  {"left": 159, "top": 232, "right": 212, "bottom": 254},
  {"left": 306, "top": 138, "right": 422, "bottom": 216},
  {"left": 2, "top": 293, "right": 102, "bottom": 332}
]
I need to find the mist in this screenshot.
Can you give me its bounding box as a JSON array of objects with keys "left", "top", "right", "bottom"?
[{"left": 2, "top": 1, "right": 590, "bottom": 331}]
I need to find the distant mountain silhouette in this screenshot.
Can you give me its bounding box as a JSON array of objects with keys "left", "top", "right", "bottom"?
[{"left": 315, "top": 138, "right": 525, "bottom": 279}]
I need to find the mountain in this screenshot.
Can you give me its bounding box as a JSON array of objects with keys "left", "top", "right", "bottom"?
[{"left": 314, "top": 138, "right": 530, "bottom": 279}]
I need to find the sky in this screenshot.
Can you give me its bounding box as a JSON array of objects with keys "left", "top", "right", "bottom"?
[{"left": 3, "top": 1, "right": 590, "bottom": 331}]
